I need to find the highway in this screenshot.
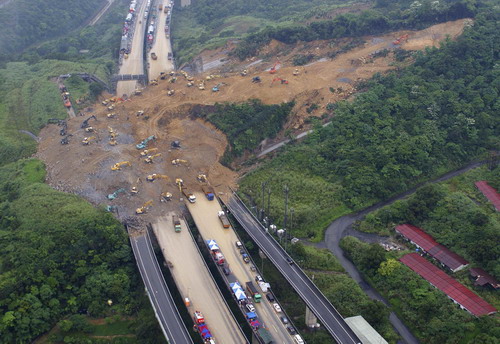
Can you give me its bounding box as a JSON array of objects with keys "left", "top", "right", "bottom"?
[
  {"left": 225, "top": 195, "right": 362, "bottom": 344},
  {"left": 129, "top": 230, "right": 193, "bottom": 344},
  {"left": 152, "top": 214, "right": 248, "bottom": 344},
  {"left": 187, "top": 193, "right": 293, "bottom": 344}
]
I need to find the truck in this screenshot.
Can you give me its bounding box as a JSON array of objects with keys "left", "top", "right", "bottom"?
[
  {"left": 258, "top": 281, "right": 271, "bottom": 293},
  {"left": 182, "top": 187, "right": 196, "bottom": 203},
  {"left": 172, "top": 215, "right": 181, "bottom": 232},
  {"left": 202, "top": 185, "right": 215, "bottom": 201},
  {"left": 246, "top": 282, "right": 262, "bottom": 303},
  {"left": 218, "top": 211, "right": 230, "bottom": 228},
  {"left": 151, "top": 52, "right": 157, "bottom": 60},
  {"left": 207, "top": 240, "right": 224, "bottom": 265},
  {"left": 258, "top": 328, "right": 274, "bottom": 344},
  {"left": 167, "top": 52, "right": 172, "bottom": 60}
]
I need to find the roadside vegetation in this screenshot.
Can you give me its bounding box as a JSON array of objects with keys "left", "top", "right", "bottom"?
[{"left": 239, "top": 10, "right": 499, "bottom": 241}]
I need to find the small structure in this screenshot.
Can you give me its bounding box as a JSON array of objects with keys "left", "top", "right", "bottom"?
[
  {"left": 470, "top": 268, "right": 500, "bottom": 289},
  {"left": 395, "top": 224, "right": 469, "bottom": 272},
  {"left": 475, "top": 181, "right": 500, "bottom": 211},
  {"left": 345, "top": 315, "right": 388, "bottom": 344}
]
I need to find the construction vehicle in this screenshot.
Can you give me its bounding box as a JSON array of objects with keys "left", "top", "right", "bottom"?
[
  {"left": 393, "top": 34, "right": 409, "bottom": 45},
  {"left": 107, "top": 104, "right": 115, "bottom": 111},
  {"left": 172, "top": 159, "right": 188, "bottom": 166},
  {"left": 207, "top": 240, "right": 224, "bottom": 265},
  {"left": 212, "top": 83, "right": 223, "bottom": 92},
  {"left": 85, "top": 127, "right": 94, "bottom": 132},
  {"left": 80, "top": 115, "right": 97, "bottom": 129},
  {"left": 111, "top": 161, "right": 131, "bottom": 171},
  {"left": 167, "top": 89, "right": 175, "bottom": 96},
  {"left": 252, "top": 76, "right": 261, "bottom": 83},
  {"left": 124, "top": 53, "right": 129, "bottom": 59},
  {"left": 146, "top": 174, "right": 170, "bottom": 182},
  {"left": 136, "top": 135, "right": 156, "bottom": 149},
  {"left": 246, "top": 281, "right": 262, "bottom": 303},
  {"left": 172, "top": 215, "right": 181, "bottom": 232},
  {"left": 151, "top": 52, "right": 157, "bottom": 60},
  {"left": 293, "top": 68, "right": 300, "bottom": 76},
  {"left": 218, "top": 211, "right": 230, "bottom": 228},
  {"left": 150, "top": 79, "right": 158, "bottom": 86},
  {"left": 197, "top": 174, "right": 207, "bottom": 183},
  {"left": 109, "top": 138, "right": 117, "bottom": 146},
  {"left": 169, "top": 77, "right": 177, "bottom": 83},
  {"left": 106, "top": 113, "right": 116, "bottom": 119},
  {"left": 144, "top": 153, "right": 161, "bottom": 163},
  {"left": 187, "top": 81, "right": 194, "bottom": 87},
  {"left": 107, "top": 188, "right": 126, "bottom": 200},
  {"left": 202, "top": 185, "right": 215, "bottom": 201},
  {"left": 106, "top": 205, "right": 118, "bottom": 213},
  {"left": 272, "top": 77, "right": 288, "bottom": 85},
  {"left": 136, "top": 200, "right": 153, "bottom": 214},
  {"left": 182, "top": 187, "right": 196, "bottom": 203},
  {"left": 240, "top": 69, "right": 248, "bottom": 76},
  {"left": 134, "top": 89, "right": 142, "bottom": 95},
  {"left": 160, "top": 72, "right": 167, "bottom": 80},
  {"left": 171, "top": 140, "right": 181, "bottom": 149},
  {"left": 161, "top": 191, "right": 172, "bottom": 202},
  {"left": 131, "top": 178, "right": 141, "bottom": 194},
  {"left": 60, "top": 134, "right": 72, "bottom": 145},
  {"left": 136, "top": 110, "right": 144, "bottom": 117},
  {"left": 140, "top": 148, "right": 158, "bottom": 156},
  {"left": 176, "top": 178, "right": 184, "bottom": 189},
  {"left": 108, "top": 126, "right": 115, "bottom": 134},
  {"left": 198, "top": 82, "right": 205, "bottom": 90},
  {"left": 269, "top": 59, "right": 281, "bottom": 74},
  {"left": 82, "top": 136, "right": 96, "bottom": 145}
]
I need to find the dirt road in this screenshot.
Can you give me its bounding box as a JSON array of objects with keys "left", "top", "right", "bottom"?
[
  {"left": 187, "top": 194, "right": 292, "bottom": 344},
  {"left": 148, "top": 6, "right": 174, "bottom": 80},
  {"left": 153, "top": 215, "right": 247, "bottom": 344},
  {"left": 116, "top": 0, "right": 148, "bottom": 97}
]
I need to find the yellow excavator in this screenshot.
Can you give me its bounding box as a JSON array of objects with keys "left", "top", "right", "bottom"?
[
  {"left": 175, "top": 178, "right": 184, "bottom": 193},
  {"left": 108, "top": 126, "right": 115, "bottom": 133},
  {"left": 146, "top": 174, "right": 170, "bottom": 182},
  {"left": 197, "top": 174, "right": 207, "bottom": 183},
  {"left": 111, "top": 161, "right": 131, "bottom": 171},
  {"left": 107, "top": 113, "right": 116, "bottom": 119},
  {"left": 144, "top": 153, "right": 161, "bottom": 164},
  {"left": 140, "top": 148, "right": 158, "bottom": 156},
  {"left": 82, "top": 136, "right": 96, "bottom": 145},
  {"left": 172, "top": 159, "right": 188, "bottom": 165},
  {"left": 109, "top": 138, "right": 117, "bottom": 146},
  {"left": 136, "top": 200, "right": 153, "bottom": 214}
]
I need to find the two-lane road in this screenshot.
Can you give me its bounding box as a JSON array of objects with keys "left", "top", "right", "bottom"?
[
  {"left": 226, "top": 196, "right": 362, "bottom": 344},
  {"left": 130, "top": 231, "right": 193, "bottom": 344}
]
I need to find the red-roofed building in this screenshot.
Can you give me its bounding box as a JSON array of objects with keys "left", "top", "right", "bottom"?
[
  {"left": 470, "top": 268, "right": 500, "bottom": 290},
  {"left": 400, "top": 253, "right": 497, "bottom": 317},
  {"left": 475, "top": 181, "right": 500, "bottom": 212},
  {"left": 395, "top": 224, "right": 469, "bottom": 272}
]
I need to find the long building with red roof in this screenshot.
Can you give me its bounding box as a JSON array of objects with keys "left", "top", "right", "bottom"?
[
  {"left": 395, "top": 224, "right": 469, "bottom": 272},
  {"left": 400, "top": 253, "right": 497, "bottom": 317},
  {"left": 475, "top": 181, "right": 500, "bottom": 211}
]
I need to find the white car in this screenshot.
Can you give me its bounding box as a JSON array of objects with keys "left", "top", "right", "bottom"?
[
  {"left": 273, "top": 303, "right": 282, "bottom": 313},
  {"left": 246, "top": 303, "right": 255, "bottom": 312}
]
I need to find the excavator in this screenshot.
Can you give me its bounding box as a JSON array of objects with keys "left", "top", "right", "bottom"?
[
  {"left": 60, "top": 134, "right": 73, "bottom": 145},
  {"left": 146, "top": 174, "right": 170, "bottom": 182},
  {"left": 212, "top": 83, "right": 224, "bottom": 92},
  {"left": 109, "top": 138, "right": 118, "bottom": 146},
  {"left": 131, "top": 177, "right": 141, "bottom": 194},
  {"left": 272, "top": 77, "right": 288, "bottom": 85},
  {"left": 167, "top": 89, "right": 175, "bottom": 96},
  {"left": 197, "top": 174, "right": 207, "bottom": 183},
  {"left": 136, "top": 135, "right": 156, "bottom": 149},
  {"left": 240, "top": 69, "right": 248, "bottom": 76},
  {"left": 160, "top": 191, "right": 173, "bottom": 202},
  {"left": 85, "top": 127, "right": 94, "bottom": 133},
  {"left": 198, "top": 82, "right": 205, "bottom": 90},
  {"left": 82, "top": 136, "right": 96, "bottom": 145},
  {"left": 136, "top": 200, "right": 153, "bottom": 214},
  {"left": 140, "top": 148, "right": 158, "bottom": 156},
  {"left": 252, "top": 76, "right": 261, "bottom": 83},
  {"left": 106, "top": 113, "right": 117, "bottom": 119},
  {"left": 269, "top": 59, "right": 281, "bottom": 74},
  {"left": 107, "top": 188, "right": 126, "bottom": 200},
  {"left": 175, "top": 178, "right": 184, "bottom": 193},
  {"left": 293, "top": 68, "right": 300, "bottom": 76},
  {"left": 81, "top": 115, "right": 97, "bottom": 129},
  {"left": 172, "top": 159, "right": 188, "bottom": 166},
  {"left": 150, "top": 79, "right": 158, "bottom": 86},
  {"left": 393, "top": 34, "right": 409, "bottom": 45},
  {"left": 144, "top": 153, "right": 161, "bottom": 163},
  {"left": 111, "top": 161, "right": 132, "bottom": 171}
]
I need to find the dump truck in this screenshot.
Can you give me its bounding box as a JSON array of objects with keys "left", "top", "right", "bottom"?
[
  {"left": 246, "top": 282, "right": 262, "bottom": 303},
  {"left": 172, "top": 215, "right": 181, "bottom": 232},
  {"left": 218, "top": 211, "right": 230, "bottom": 228},
  {"left": 202, "top": 185, "right": 215, "bottom": 201},
  {"left": 182, "top": 187, "right": 196, "bottom": 203}
]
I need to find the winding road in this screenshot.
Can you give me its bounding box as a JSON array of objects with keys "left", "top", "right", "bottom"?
[{"left": 323, "top": 160, "right": 486, "bottom": 344}]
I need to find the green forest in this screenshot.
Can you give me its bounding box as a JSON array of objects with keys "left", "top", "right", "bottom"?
[{"left": 240, "top": 10, "right": 500, "bottom": 240}]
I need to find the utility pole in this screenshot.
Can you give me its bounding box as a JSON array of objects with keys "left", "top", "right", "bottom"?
[
  {"left": 284, "top": 185, "right": 289, "bottom": 231},
  {"left": 261, "top": 181, "right": 266, "bottom": 220}
]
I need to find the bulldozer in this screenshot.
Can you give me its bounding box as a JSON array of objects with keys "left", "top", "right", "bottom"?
[
  {"left": 107, "top": 188, "right": 126, "bottom": 200},
  {"left": 140, "top": 148, "right": 158, "bottom": 156},
  {"left": 146, "top": 174, "right": 170, "bottom": 182},
  {"left": 172, "top": 159, "right": 188, "bottom": 166},
  {"left": 136, "top": 200, "right": 153, "bottom": 214},
  {"left": 160, "top": 191, "right": 173, "bottom": 202},
  {"left": 144, "top": 153, "right": 161, "bottom": 163},
  {"left": 82, "top": 136, "right": 96, "bottom": 145},
  {"left": 111, "top": 161, "right": 132, "bottom": 171}
]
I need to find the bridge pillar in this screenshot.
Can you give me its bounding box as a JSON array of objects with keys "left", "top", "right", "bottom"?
[{"left": 305, "top": 305, "right": 319, "bottom": 328}]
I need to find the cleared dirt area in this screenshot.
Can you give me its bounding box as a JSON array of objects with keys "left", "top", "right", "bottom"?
[
  {"left": 153, "top": 215, "right": 246, "bottom": 344},
  {"left": 36, "top": 20, "right": 468, "bottom": 229}
]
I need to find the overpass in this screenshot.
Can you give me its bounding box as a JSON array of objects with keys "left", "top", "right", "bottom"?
[
  {"left": 128, "top": 227, "right": 193, "bottom": 344},
  {"left": 224, "top": 194, "right": 362, "bottom": 344}
]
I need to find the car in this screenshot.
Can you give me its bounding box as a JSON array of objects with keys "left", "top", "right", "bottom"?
[
  {"left": 255, "top": 275, "right": 263, "bottom": 283},
  {"left": 242, "top": 254, "right": 250, "bottom": 263},
  {"left": 273, "top": 303, "right": 282, "bottom": 313},
  {"left": 286, "top": 326, "right": 297, "bottom": 335},
  {"left": 266, "top": 293, "right": 275, "bottom": 302},
  {"left": 293, "top": 334, "right": 304, "bottom": 344},
  {"left": 280, "top": 316, "right": 289, "bottom": 324},
  {"left": 239, "top": 249, "right": 245, "bottom": 255},
  {"left": 222, "top": 267, "right": 231, "bottom": 275},
  {"left": 246, "top": 303, "right": 255, "bottom": 312},
  {"left": 235, "top": 241, "right": 243, "bottom": 249},
  {"left": 286, "top": 257, "right": 294, "bottom": 265}
]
